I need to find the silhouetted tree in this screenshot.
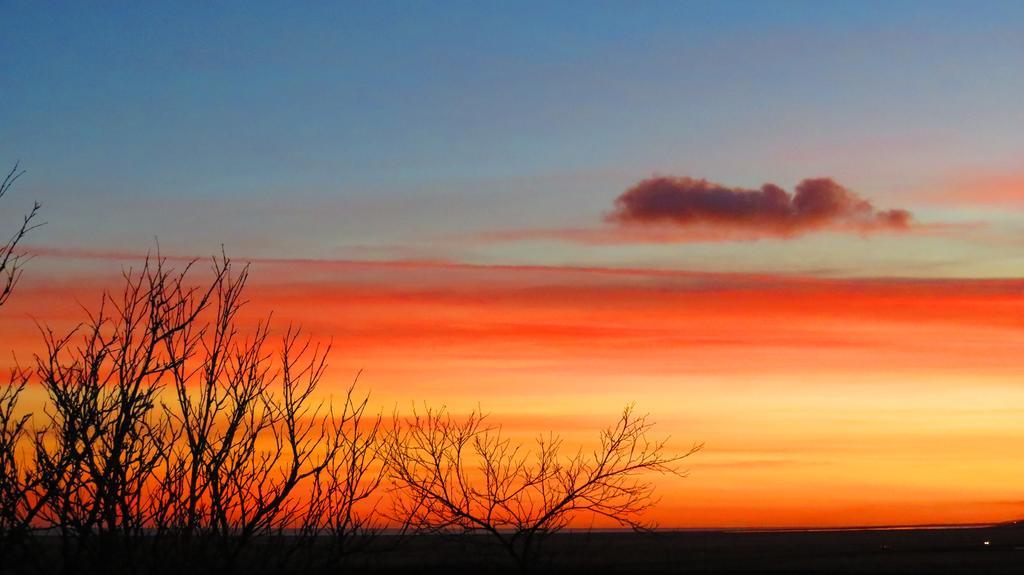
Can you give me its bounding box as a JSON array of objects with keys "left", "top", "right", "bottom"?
[
  {"left": 151, "top": 258, "right": 386, "bottom": 573},
  {"left": 385, "top": 404, "right": 701, "bottom": 572},
  {"left": 29, "top": 255, "right": 224, "bottom": 573},
  {"left": 1, "top": 253, "right": 386, "bottom": 575},
  {"left": 290, "top": 376, "right": 387, "bottom": 572},
  {"left": 0, "top": 163, "right": 43, "bottom": 568},
  {"left": 0, "top": 235, "right": 701, "bottom": 575},
  {"left": 0, "top": 364, "right": 37, "bottom": 568}
]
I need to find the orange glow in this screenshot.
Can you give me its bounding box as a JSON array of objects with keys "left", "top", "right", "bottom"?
[
  {"left": 924, "top": 169, "right": 1024, "bottom": 206},
  {"left": 4, "top": 255, "right": 1024, "bottom": 528}
]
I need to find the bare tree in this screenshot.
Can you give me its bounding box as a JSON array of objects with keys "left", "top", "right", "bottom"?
[
  {"left": 0, "top": 164, "right": 43, "bottom": 568},
  {"left": 6, "top": 252, "right": 386, "bottom": 574},
  {"left": 386, "top": 404, "right": 701, "bottom": 571},
  {"left": 0, "top": 364, "right": 37, "bottom": 567},
  {"left": 163, "top": 321, "right": 341, "bottom": 571},
  {"left": 291, "top": 377, "right": 388, "bottom": 572},
  {"left": 157, "top": 257, "right": 388, "bottom": 573},
  {"left": 0, "top": 229, "right": 701, "bottom": 574},
  {"left": 0, "top": 163, "right": 42, "bottom": 308},
  {"left": 29, "top": 255, "right": 222, "bottom": 573}
]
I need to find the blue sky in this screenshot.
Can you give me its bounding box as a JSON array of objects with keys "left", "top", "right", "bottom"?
[{"left": 2, "top": 1, "right": 1023, "bottom": 275}]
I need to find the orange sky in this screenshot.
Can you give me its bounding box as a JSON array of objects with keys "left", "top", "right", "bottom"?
[
  {"left": 5, "top": 253, "right": 1024, "bottom": 528},
  {"left": 6, "top": 2, "right": 1024, "bottom": 532}
]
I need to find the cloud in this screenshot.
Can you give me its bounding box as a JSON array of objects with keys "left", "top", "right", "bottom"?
[{"left": 607, "top": 176, "right": 912, "bottom": 237}]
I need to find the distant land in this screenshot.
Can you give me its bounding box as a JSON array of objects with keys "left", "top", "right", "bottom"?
[{"left": 316, "top": 522, "right": 1024, "bottom": 574}]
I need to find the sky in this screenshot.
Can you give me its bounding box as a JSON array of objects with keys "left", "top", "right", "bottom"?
[{"left": 2, "top": 1, "right": 1024, "bottom": 527}]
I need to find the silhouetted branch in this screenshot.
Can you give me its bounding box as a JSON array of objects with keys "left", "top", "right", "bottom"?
[{"left": 0, "top": 163, "right": 43, "bottom": 308}]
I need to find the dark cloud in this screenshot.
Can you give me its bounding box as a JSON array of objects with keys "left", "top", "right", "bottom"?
[{"left": 607, "top": 176, "right": 912, "bottom": 237}]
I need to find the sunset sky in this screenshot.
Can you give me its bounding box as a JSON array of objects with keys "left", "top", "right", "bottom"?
[{"left": 2, "top": 1, "right": 1024, "bottom": 527}]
